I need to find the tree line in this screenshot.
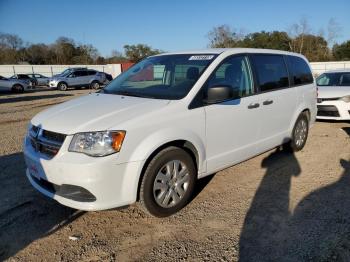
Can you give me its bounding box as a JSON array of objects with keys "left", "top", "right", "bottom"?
[
  {"left": 207, "top": 18, "right": 350, "bottom": 62},
  {"left": 0, "top": 18, "right": 349, "bottom": 65},
  {"left": 0, "top": 34, "right": 161, "bottom": 64}
]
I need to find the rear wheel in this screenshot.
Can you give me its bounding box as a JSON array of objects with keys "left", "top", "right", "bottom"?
[
  {"left": 58, "top": 82, "right": 68, "bottom": 91},
  {"left": 139, "top": 147, "right": 196, "bottom": 217},
  {"left": 11, "top": 84, "right": 24, "bottom": 93},
  {"left": 284, "top": 112, "right": 309, "bottom": 152}
]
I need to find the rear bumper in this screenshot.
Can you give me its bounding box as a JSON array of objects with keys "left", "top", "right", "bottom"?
[{"left": 317, "top": 101, "right": 350, "bottom": 120}]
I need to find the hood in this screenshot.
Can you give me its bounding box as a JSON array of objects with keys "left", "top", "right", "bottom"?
[
  {"left": 318, "top": 86, "right": 350, "bottom": 99},
  {"left": 50, "top": 75, "right": 66, "bottom": 81},
  {"left": 31, "top": 93, "right": 170, "bottom": 134}
]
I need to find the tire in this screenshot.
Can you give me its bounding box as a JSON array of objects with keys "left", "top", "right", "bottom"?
[
  {"left": 139, "top": 146, "right": 196, "bottom": 217},
  {"left": 58, "top": 82, "right": 68, "bottom": 91},
  {"left": 11, "top": 84, "right": 24, "bottom": 93},
  {"left": 90, "top": 81, "right": 100, "bottom": 90},
  {"left": 284, "top": 112, "right": 309, "bottom": 152}
]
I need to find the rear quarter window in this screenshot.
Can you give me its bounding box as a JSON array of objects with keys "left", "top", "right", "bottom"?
[{"left": 286, "top": 56, "right": 313, "bottom": 86}]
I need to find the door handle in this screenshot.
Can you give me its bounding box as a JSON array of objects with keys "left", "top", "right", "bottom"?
[
  {"left": 248, "top": 103, "right": 260, "bottom": 109},
  {"left": 263, "top": 100, "right": 273, "bottom": 105}
]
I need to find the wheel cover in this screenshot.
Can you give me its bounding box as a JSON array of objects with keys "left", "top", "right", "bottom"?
[
  {"left": 294, "top": 119, "right": 307, "bottom": 147},
  {"left": 153, "top": 160, "right": 190, "bottom": 208},
  {"left": 93, "top": 82, "right": 99, "bottom": 89}
]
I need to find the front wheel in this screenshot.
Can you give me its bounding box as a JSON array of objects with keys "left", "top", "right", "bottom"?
[
  {"left": 284, "top": 112, "right": 309, "bottom": 152},
  {"left": 139, "top": 147, "right": 196, "bottom": 217},
  {"left": 90, "top": 81, "right": 100, "bottom": 90},
  {"left": 58, "top": 82, "right": 68, "bottom": 91}
]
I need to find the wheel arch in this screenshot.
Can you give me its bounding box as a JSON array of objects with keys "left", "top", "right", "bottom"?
[{"left": 289, "top": 106, "right": 311, "bottom": 135}]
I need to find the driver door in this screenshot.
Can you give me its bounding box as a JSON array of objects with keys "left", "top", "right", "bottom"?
[{"left": 205, "top": 55, "right": 263, "bottom": 173}]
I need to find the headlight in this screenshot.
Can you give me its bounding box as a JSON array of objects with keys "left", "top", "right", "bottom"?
[
  {"left": 340, "top": 95, "right": 350, "bottom": 103},
  {"left": 69, "top": 131, "right": 126, "bottom": 157}
]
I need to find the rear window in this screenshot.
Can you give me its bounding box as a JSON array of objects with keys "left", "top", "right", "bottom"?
[
  {"left": 286, "top": 56, "right": 313, "bottom": 86},
  {"left": 251, "top": 55, "right": 289, "bottom": 92}
]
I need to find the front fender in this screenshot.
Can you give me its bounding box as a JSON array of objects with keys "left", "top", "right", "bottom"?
[{"left": 126, "top": 127, "right": 206, "bottom": 175}]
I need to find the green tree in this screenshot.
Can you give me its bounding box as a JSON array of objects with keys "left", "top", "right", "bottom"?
[
  {"left": 242, "top": 31, "right": 291, "bottom": 50},
  {"left": 123, "top": 44, "right": 161, "bottom": 62},
  {"left": 333, "top": 41, "right": 350, "bottom": 60}
]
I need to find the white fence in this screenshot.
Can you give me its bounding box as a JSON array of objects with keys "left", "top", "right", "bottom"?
[
  {"left": 309, "top": 61, "right": 350, "bottom": 76},
  {"left": 0, "top": 64, "right": 122, "bottom": 78}
]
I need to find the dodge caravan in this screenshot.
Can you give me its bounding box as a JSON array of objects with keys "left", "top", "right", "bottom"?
[{"left": 24, "top": 48, "right": 316, "bottom": 217}]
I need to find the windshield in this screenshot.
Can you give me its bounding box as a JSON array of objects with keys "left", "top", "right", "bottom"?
[
  {"left": 103, "top": 54, "right": 217, "bottom": 99},
  {"left": 316, "top": 72, "right": 350, "bottom": 86},
  {"left": 59, "top": 69, "right": 72, "bottom": 76}
]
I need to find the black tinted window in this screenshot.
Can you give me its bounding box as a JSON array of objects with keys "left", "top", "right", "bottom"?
[
  {"left": 340, "top": 73, "right": 350, "bottom": 86},
  {"left": 88, "top": 70, "right": 97, "bottom": 75},
  {"left": 252, "top": 55, "right": 289, "bottom": 92},
  {"left": 287, "top": 56, "right": 313, "bottom": 85},
  {"left": 18, "top": 74, "right": 30, "bottom": 79},
  {"left": 75, "top": 70, "right": 87, "bottom": 77}
]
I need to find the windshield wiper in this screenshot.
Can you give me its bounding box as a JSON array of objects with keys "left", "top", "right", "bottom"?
[{"left": 114, "top": 91, "right": 156, "bottom": 99}]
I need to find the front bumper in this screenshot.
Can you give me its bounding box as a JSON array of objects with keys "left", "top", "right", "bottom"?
[
  {"left": 23, "top": 135, "right": 144, "bottom": 211},
  {"left": 317, "top": 100, "right": 350, "bottom": 120}
]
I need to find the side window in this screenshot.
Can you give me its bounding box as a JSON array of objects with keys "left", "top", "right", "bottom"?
[
  {"left": 88, "top": 70, "right": 97, "bottom": 76},
  {"left": 287, "top": 56, "right": 313, "bottom": 86},
  {"left": 251, "top": 55, "right": 289, "bottom": 92},
  {"left": 207, "top": 56, "right": 254, "bottom": 98},
  {"left": 339, "top": 73, "right": 350, "bottom": 86},
  {"left": 75, "top": 71, "right": 87, "bottom": 77}
]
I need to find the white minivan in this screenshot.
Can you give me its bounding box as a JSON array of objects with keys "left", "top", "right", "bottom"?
[{"left": 24, "top": 48, "right": 316, "bottom": 217}]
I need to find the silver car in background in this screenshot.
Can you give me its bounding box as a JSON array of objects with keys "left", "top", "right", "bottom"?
[
  {"left": 49, "top": 69, "right": 106, "bottom": 91},
  {"left": 0, "top": 75, "right": 30, "bottom": 92},
  {"left": 27, "top": 74, "right": 50, "bottom": 86}
]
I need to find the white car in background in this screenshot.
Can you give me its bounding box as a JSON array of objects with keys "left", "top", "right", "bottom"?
[
  {"left": 0, "top": 75, "right": 30, "bottom": 92},
  {"left": 316, "top": 70, "right": 350, "bottom": 120}
]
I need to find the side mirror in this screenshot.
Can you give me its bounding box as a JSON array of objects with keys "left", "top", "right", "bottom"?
[{"left": 205, "top": 85, "right": 233, "bottom": 104}]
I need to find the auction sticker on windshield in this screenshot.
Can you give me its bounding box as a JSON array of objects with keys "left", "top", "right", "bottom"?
[{"left": 189, "top": 55, "right": 214, "bottom": 60}]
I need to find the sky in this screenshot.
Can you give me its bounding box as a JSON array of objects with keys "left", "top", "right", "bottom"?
[{"left": 0, "top": 0, "right": 349, "bottom": 57}]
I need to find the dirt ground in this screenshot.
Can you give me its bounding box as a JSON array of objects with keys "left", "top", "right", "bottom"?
[{"left": 0, "top": 88, "right": 349, "bottom": 262}]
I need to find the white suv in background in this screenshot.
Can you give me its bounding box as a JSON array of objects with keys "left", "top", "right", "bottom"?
[
  {"left": 316, "top": 70, "right": 350, "bottom": 120},
  {"left": 49, "top": 69, "right": 106, "bottom": 91},
  {"left": 24, "top": 49, "right": 316, "bottom": 217}
]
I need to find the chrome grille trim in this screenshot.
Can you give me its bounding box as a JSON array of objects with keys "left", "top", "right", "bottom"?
[{"left": 29, "top": 126, "right": 66, "bottom": 158}]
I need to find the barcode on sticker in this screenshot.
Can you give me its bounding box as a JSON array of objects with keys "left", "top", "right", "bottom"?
[{"left": 189, "top": 55, "right": 214, "bottom": 60}]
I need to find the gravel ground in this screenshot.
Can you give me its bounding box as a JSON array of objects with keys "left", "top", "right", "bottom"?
[{"left": 0, "top": 88, "right": 349, "bottom": 262}]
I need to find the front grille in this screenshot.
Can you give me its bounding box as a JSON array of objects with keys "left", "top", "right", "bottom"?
[
  {"left": 317, "top": 105, "right": 340, "bottom": 117},
  {"left": 42, "top": 130, "right": 65, "bottom": 143},
  {"left": 29, "top": 126, "right": 66, "bottom": 158}
]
